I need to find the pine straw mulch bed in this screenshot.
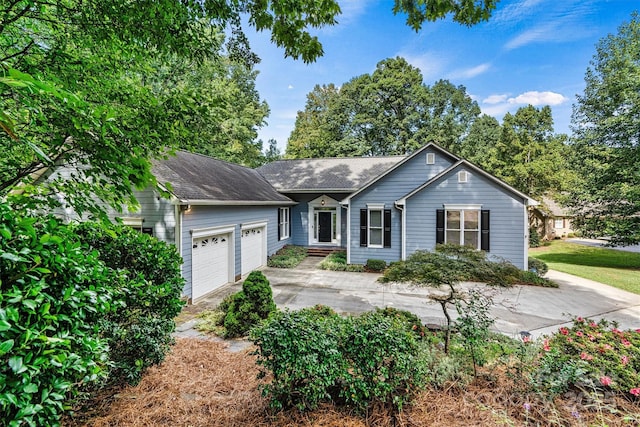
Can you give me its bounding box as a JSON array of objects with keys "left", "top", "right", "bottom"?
[{"left": 64, "top": 338, "right": 640, "bottom": 427}]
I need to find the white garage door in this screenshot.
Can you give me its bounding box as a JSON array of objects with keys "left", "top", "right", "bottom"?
[
  {"left": 241, "top": 226, "right": 265, "bottom": 275},
  {"left": 192, "top": 233, "right": 231, "bottom": 300}
]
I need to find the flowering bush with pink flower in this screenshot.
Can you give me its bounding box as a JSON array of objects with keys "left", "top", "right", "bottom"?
[{"left": 533, "top": 317, "right": 640, "bottom": 399}]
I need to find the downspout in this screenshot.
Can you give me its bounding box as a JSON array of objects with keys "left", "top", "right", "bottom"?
[
  {"left": 343, "top": 202, "right": 351, "bottom": 264},
  {"left": 175, "top": 203, "right": 183, "bottom": 274},
  {"left": 395, "top": 200, "right": 406, "bottom": 261}
]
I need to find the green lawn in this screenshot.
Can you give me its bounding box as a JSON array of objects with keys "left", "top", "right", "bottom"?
[{"left": 529, "top": 241, "right": 640, "bottom": 295}]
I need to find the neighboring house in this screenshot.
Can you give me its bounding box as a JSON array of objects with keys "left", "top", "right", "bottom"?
[
  {"left": 53, "top": 144, "right": 537, "bottom": 303},
  {"left": 531, "top": 196, "right": 574, "bottom": 240}
]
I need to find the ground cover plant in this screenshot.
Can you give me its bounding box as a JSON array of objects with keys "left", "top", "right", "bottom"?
[
  {"left": 267, "top": 245, "right": 307, "bottom": 268},
  {"left": 318, "top": 251, "right": 365, "bottom": 272},
  {"left": 530, "top": 241, "right": 640, "bottom": 294}
]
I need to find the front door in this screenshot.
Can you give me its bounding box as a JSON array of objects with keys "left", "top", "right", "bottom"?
[{"left": 318, "top": 211, "right": 332, "bottom": 243}]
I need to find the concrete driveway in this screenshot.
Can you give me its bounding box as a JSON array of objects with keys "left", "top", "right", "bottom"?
[{"left": 177, "top": 256, "right": 640, "bottom": 341}]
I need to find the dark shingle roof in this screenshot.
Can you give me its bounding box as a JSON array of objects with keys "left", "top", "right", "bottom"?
[
  {"left": 152, "top": 151, "right": 292, "bottom": 204},
  {"left": 256, "top": 156, "right": 405, "bottom": 192}
]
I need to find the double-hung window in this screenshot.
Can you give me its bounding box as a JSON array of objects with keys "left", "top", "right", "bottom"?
[
  {"left": 369, "top": 208, "right": 383, "bottom": 247},
  {"left": 360, "top": 206, "right": 392, "bottom": 248},
  {"left": 278, "top": 207, "right": 290, "bottom": 240},
  {"left": 446, "top": 209, "right": 479, "bottom": 248}
]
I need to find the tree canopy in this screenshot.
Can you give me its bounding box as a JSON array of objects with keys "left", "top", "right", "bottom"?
[
  {"left": 286, "top": 57, "right": 480, "bottom": 157},
  {"left": 1, "top": 0, "right": 503, "bottom": 217},
  {"left": 568, "top": 13, "right": 640, "bottom": 245}
]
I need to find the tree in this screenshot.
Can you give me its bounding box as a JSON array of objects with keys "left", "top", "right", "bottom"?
[
  {"left": 494, "top": 105, "right": 569, "bottom": 199},
  {"left": 263, "top": 139, "right": 282, "bottom": 163},
  {"left": 421, "top": 79, "right": 481, "bottom": 153},
  {"left": 286, "top": 58, "right": 480, "bottom": 157},
  {"left": 569, "top": 13, "right": 640, "bottom": 245},
  {"left": 460, "top": 114, "right": 502, "bottom": 169}
]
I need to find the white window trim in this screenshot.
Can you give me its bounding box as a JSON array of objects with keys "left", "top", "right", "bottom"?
[
  {"left": 426, "top": 152, "right": 435, "bottom": 165},
  {"left": 242, "top": 220, "right": 268, "bottom": 231},
  {"left": 278, "top": 207, "right": 290, "bottom": 240},
  {"left": 120, "top": 217, "right": 143, "bottom": 227},
  {"left": 554, "top": 218, "right": 564, "bottom": 229},
  {"left": 445, "top": 208, "right": 480, "bottom": 249},
  {"left": 367, "top": 207, "right": 384, "bottom": 248}
]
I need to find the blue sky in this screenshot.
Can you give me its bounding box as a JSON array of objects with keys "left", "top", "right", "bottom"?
[{"left": 246, "top": 0, "right": 638, "bottom": 152}]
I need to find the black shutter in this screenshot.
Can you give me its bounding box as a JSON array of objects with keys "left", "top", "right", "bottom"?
[
  {"left": 277, "top": 208, "right": 281, "bottom": 240},
  {"left": 481, "top": 210, "right": 490, "bottom": 251},
  {"left": 436, "top": 209, "right": 445, "bottom": 244},
  {"left": 288, "top": 208, "right": 292, "bottom": 238},
  {"left": 383, "top": 209, "right": 391, "bottom": 248},
  {"left": 360, "top": 209, "right": 368, "bottom": 246}
]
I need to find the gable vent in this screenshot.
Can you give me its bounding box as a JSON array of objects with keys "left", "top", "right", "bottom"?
[{"left": 458, "top": 170, "right": 468, "bottom": 183}]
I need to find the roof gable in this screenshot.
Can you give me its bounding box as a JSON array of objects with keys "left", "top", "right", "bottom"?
[
  {"left": 398, "top": 159, "right": 538, "bottom": 206},
  {"left": 342, "top": 143, "right": 460, "bottom": 203},
  {"left": 152, "top": 151, "right": 292, "bottom": 204}
]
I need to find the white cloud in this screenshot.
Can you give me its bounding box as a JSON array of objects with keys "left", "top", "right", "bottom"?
[
  {"left": 287, "top": 85, "right": 294, "bottom": 90},
  {"left": 399, "top": 51, "right": 447, "bottom": 82},
  {"left": 493, "top": 0, "right": 546, "bottom": 24},
  {"left": 483, "top": 94, "right": 509, "bottom": 105},
  {"left": 508, "top": 91, "right": 568, "bottom": 106},
  {"left": 336, "top": 0, "right": 371, "bottom": 26},
  {"left": 448, "top": 63, "right": 491, "bottom": 80}
]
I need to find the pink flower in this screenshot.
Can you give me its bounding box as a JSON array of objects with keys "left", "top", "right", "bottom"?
[
  {"left": 635, "top": 329, "right": 640, "bottom": 333},
  {"left": 599, "top": 344, "right": 613, "bottom": 353},
  {"left": 588, "top": 334, "right": 596, "bottom": 341},
  {"left": 580, "top": 352, "right": 593, "bottom": 361},
  {"left": 543, "top": 339, "right": 551, "bottom": 352},
  {"left": 600, "top": 376, "right": 612, "bottom": 387},
  {"left": 567, "top": 337, "right": 573, "bottom": 342},
  {"left": 589, "top": 322, "right": 598, "bottom": 328},
  {"left": 621, "top": 356, "right": 629, "bottom": 365},
  {"left": 576, "top": 317, "right": 584, "bottom": 322},
  {"left": 622, "top": 339, "right": 632, "bottom": 347},
  {"left": 522, "top": 335, "right": 531, "bottom": 343},
  {"left": 630, "top": 388, "right": 640, "bottom": 396},
  {"left": 560, "top": 327, "right": 569, "bottom": 336},
  {"left": 576, "top": 331, "right": 584, "bottom": 337}
]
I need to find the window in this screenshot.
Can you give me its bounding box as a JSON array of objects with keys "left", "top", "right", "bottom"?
[
  {"left": 278, "top": 207, "right": 290, "bottom": 240},
  {"left": 119, "top": 217, "right": 153, "bottom": 236},
  {"left": 426, "top": 152, "right": 435, "bottom": 164},
  {"left": 360, "top": 207, "right": 391, "bottom": 248},
  {"left": 446, "top": 210, "right": 479, "bottom": 247},
  {"left": 369, "top": 209, "right": 383, "bottom": 247},
  {"left": 554, "top": 218, "right": 564, "bottom": 229},
  {"left": 437, "top": 208, "right": 489, "bottom": 251}
]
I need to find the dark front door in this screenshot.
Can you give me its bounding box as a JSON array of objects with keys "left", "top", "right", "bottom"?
[{"left": 318, "top": 211, "right": 332, "bottom": 242}]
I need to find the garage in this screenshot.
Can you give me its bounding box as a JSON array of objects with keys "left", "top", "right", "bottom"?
[
  {"left": 241, "top": 222, "right": 267, "bottom": 275},
  {"left": 191, "top": 230, "right": 233, "bottom": 301}
]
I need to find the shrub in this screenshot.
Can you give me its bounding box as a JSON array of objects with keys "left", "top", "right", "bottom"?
[
  {"left": 223, "top": 271, "right": 276, "bottom": 338},
  {"left": 0, "top": 204, "right": 112, "bottom": 427},
  {"left": 267, "top": 245, "right": 307, "bottom": 268},
  {"left": 251, "top": 307, "right": 428, "bottom": 413},
  {"left": 319, "top": 251, "right": 346, "bottom": 270},
  {"left": 533, "top": 317, "right": 640, "bottom": 398},
  {"left": 73, "top": 222, "right": 185, "bottom": 385},
  {"left": 527, "top": 257, "right": 548, "bottom": 276},
  {"left": 366, "top": 259, "right": 387, "bottom": 272},
  {"left": 529, "top": 227, "right": 541, "bottom": 248}
]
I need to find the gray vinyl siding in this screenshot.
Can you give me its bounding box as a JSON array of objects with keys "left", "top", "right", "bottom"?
[
  {"left": 180, "top": 205, "right": 286, "bottom": 298},
  {"left": 404, "top": 165, "right": 527, "bottom": 269},
  {"left": 117, "top": 188, "right": 176, "bottom": 244},
  {"left": 349, "top": 152, "right": 454, "bottom": 265}
]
